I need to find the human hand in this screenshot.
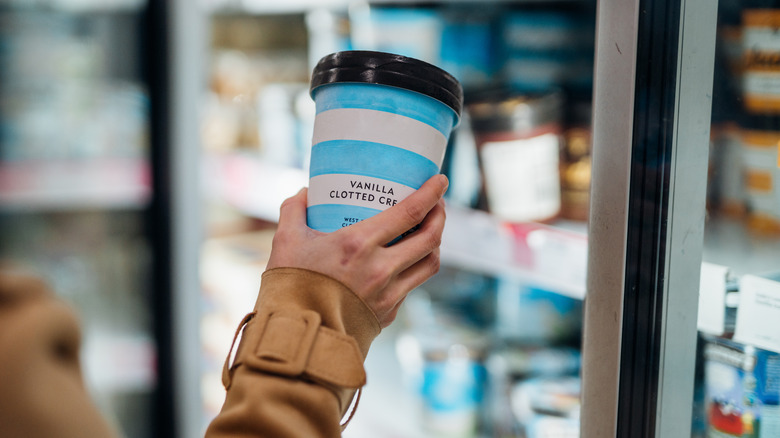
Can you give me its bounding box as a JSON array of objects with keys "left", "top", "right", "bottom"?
[{"left": 266, "top": 174, "right": 448, "bottom": 328}]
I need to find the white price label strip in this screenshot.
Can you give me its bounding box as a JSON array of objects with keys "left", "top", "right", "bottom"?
[
  {"left": 734, "top": 275, "right": 780, "bottom": 354},
  {"left": 697, "top": 262, "right": 730, "bottom": 336}
]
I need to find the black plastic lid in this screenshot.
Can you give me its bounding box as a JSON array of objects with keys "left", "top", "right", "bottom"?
[
  {"left": 310, "top": 50, "right": 464, "bottom": 118},
  {"left": 467, "top": 89, "right": 564, "bottom": 134}
]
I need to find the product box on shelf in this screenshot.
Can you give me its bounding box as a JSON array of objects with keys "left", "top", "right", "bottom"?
[
  {"left": 494, "top": 277, "right": 583, "bottom": 346},
  {"left": 439, "top": 8, "right": 496, "bottom": 90},
  {"left": 349, "top": 5, "right": 443, "bottom": 69},
  {"left": 703, "top": 335, "right": 780, "bottom": 438},
  {"left": 734, "top": 274, "right": 780, "bottom": 356},
  {"left": 499, "top": 9, "right": 595, "bottom": 95},
  {"left": 742, "top": 8, "right": 780, "bottom": 114},
  {"left": 698, "top": 262, "right": 738, "bottom": 338},
  {"left": 485, "top": 345, "right": 580, "bottom": 437},
  {"left": 468, "top": 90, "right": 564, "bottom": 224},
  {"left": 395, "top": 294, "right": 490, "bottom": 438},
  {"left": 511, "top": 376, "right": 581, "bottom": 438}
]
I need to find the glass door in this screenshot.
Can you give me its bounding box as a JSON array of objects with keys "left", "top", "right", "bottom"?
[
  {"left": 197, "top": 1, "right": 595, "bottom": 437},
  {"left": 0, "top": 1, "right": 180, "bottom": 436},
  {"left": 698, "top": 2, "right": 780, "bottom": 437},
  {"left": 583, "top": 0, "right": 780, "bottom": 437}
]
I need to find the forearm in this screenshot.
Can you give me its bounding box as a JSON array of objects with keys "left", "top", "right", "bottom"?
[
  {"left": 205, "top": 268, "right": 382, "bottom": 437},
  {"left": 205, "top": 370, "right": 344, "bottom": 438}
]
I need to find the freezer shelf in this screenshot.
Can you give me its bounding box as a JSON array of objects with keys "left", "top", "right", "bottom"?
[
  {"left": 6, "top": 0, "right": 146, "bottom": 13},
  {"left": 0, "top": 157, "right": 151, "bottom": 211},
  {"left": 702, "top": 216, "right": 780, "bottom": 278},
  {"left": 204, "top": 151, "right": 589, "bottom": 300},
  {"left": 212, "top": 0, "right": 590, "bottom": 15}
]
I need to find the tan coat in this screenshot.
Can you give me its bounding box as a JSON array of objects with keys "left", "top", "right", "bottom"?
[
  {"left": 206, "top": 268, "right": 381, "bottom": 437},
  {"left": 0, "top": 267, "right": 380, "bottom": 438},
  {"left": 0, "top": 271, "right": 119, "bottom": 438}
]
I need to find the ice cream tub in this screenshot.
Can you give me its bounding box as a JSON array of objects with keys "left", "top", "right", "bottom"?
[{"left": 306, "top": 50, "right": 463, "bottom": 233}]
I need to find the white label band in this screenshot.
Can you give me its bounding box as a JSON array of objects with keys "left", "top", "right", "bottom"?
[
  {"left": 312, "top": 108, "right": 448, "bottom": 167},
  {"left": 480, "top": 133, "right": 561, "bottom": 222},
  {"left": 308, "top": 174, "right": 416, "bottom": 210}
]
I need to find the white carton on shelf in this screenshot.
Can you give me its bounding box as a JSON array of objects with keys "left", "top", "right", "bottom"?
[{"left": 734, "top": 275, "right": 780, "bottom": 354}]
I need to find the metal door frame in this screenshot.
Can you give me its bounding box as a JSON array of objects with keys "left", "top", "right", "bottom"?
[{"left": 582, "top": 0, "right": 718, "bottom": 436}]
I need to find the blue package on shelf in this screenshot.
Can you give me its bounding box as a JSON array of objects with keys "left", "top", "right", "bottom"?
[
  {"left": 440, "top": 13, "right": 496, "bottom": 89},
  {"left": 703, "top": 335, "right": 780, "bottom": 437},
  {"left": 501, "top": 50, "right": 594, "bottom": 93},
  {"left": 350, "top": 6, "right": 443, "bottom": 66},
  {"left": 495, "top": 277, "right": 583, "bottom": 345},
  {"left": 501, "top": 10, "right": 595, "bottom": 53}
]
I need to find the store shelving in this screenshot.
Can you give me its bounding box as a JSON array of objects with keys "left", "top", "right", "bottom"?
[
  {"left": 208, "top": 0, "right": 585, "bottom": 15},
  {"left": 440, "top": 206, "right": 587, "bottom": 299},
  {"left": 197, "top": 1, "right": 780, "bottom": 436},
  {"left": 0, "top": 157, "right": 151, "bottom": 211},
  {"left": 211, "top": 0, "right": 350, "bottom": 15},
  {"left": 1, "top": 0, "right": 145, "bottom": 13},
  {"left": 204, "top": 151, "right": 589, "bottom": 299},
  {"left": 199, "top": 2, "right": 594, "bottom": 435},
  {"left": 202, "top": 151, "right": 308, "bottom": 222},
  {"left": 702, "top": 216, "right": 780, "bottom": 278},
  {"left": 0, "top": 2, "right": 176, "bottom": 437},
  {"left": 206, "top": 154, "right": 780, "bottom": 305}
]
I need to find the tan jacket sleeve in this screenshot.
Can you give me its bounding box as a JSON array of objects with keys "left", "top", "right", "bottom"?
[
  {"left": 205, "top": 267, "right": 382, "bottom": 438},
  {"left": 0, "top": 270, "right": 118, "bottom": 438}
]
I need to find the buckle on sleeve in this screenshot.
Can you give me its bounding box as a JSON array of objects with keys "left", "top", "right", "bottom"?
[{"left": 246, "top": 309, "right": 321, "bottom": 377}]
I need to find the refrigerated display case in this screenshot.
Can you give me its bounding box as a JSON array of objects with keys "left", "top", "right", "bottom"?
[
  {"left": 198, "top": 1, "right": 595, "bottom": 437},
  {"left": 583, "top": 0, "right": 780, "bottom": 438},
  {"left": 194, "top": 0, "right": 780, "bottom": 437},
  {"left": 0, "top": 1, "right": 203, "bottom": 437},
  {"left": 12, "top": 0, "right": 780, "bottom": 435}
]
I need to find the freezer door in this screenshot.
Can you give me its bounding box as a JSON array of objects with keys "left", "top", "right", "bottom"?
[{"left": 582, "top": 0, "right": 717, "bottom": 437}]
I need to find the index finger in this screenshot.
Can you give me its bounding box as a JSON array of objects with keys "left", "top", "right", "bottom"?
[
  {"left": 276, "top": 187, "right": 308, "bottom": 231},
  {"left": 354, "top": 174, "right": 449, "bottom": 245}
]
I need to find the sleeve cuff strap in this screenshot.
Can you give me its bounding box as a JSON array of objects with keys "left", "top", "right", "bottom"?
[{"left": 222, "top": 309, "right": 367, "bottom": 391}]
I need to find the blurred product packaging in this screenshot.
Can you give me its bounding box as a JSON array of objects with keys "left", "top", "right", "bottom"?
[
  {"left": 438, "top": 7, "right": 496, "bottom": 91},
  {"left": 305, "top": 8, "right": 352, "bottom": 71},
  {"left": 735, "top": 8, "right": 780, "bottom": 236},
  {"left": 485, "top": 345, "right": 580, "bottom": 437},
  {"left": 0, "top": 11, "right": 148, "bottom": 163},
  {"left": 560, "top": 102, "right": 592, "bottom": 222},
  {"left": 204, "top": 15, "right": 309, "bottom": 155},
  {"left": 702, "top": 335, "right": 780, "bottom": 438},
  {"left": 499, "top": 9, "right": 594, "bottom": 95},
  {"left": 494, "top": 277, "right": 583, "bottom": 346},
  {"left": 468, "top": 89, "right": 564, "bottom": 223},
  {"left": 510, "top": 377, "right": 581, "bottom": 438},
  {"left": 349, "top": 5, "right": 442, "bottom": 67},
  {"left": 396, "top": 293, "right": 490, "bottom": 438},
  {"left": 738, "top": 115, "right": 780, "bottom": 236}
]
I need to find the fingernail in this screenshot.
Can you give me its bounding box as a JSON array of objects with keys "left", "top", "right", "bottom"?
[{"left": 439, "top": 174, "right": 449, "bottom": 193}]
